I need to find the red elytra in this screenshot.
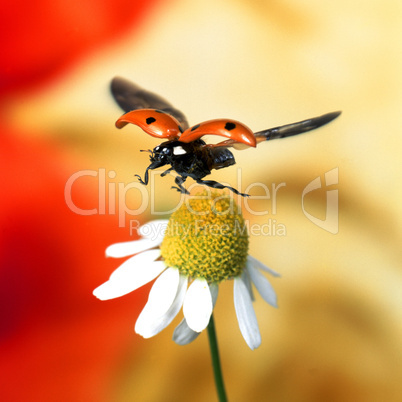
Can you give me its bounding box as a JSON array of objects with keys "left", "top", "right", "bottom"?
[
  {"left": 179, "top": 119, "right": 256, "bottom": 147},
  {"left": 116, "top": 109, "right": 257, "bottom": 148},
  {"left": 116, "top": 109, "right": 182, "bottom": 140}
]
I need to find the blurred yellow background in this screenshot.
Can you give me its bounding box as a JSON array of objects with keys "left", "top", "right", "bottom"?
[{"left": 2, "top": 0, "right": 401, "bottom": 401}]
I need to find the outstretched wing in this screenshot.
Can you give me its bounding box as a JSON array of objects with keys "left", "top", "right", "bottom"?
[
  {"left": 111, "top": 77, "right": 189, "bottom": 130},
  {"left": 208, "top": 111, "right": 341, "bottom": 150},
  {"left": 254, "top": 111, "right": 341, "bottom": 142},
  {"left": 179, "top": 119, "right": 256, "bottom": 148}
]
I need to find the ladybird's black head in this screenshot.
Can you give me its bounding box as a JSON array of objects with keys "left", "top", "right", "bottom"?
[
  {"left": 150, "top": 141, "right": 175, "bottom": 164},
  {"left": 149, "top": 139, "right": 206, "bottom": 170}
]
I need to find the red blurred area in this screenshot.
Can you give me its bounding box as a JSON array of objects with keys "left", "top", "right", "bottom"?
[
  {"left": 0, "top": 130, "right": 150, "bottom": 401},
  {"left": 0, "top": 0, "right": 161, "bottom": 399},
  {"left": 0, "top": 0, "right": 160, "bottom": 95}
]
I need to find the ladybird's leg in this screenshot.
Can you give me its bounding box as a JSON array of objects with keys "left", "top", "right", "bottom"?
[
  {"left": 135, "top": 173, "right": 147, "bottom": 185},
  {"left": 196, "top": 179, "right": 250, "bottom": 197},
  {"left": 135, "top": 160, "right": 167, "bottom": 185},
  {"left": 171, "top": 176, "right": 189, "bottom": 194},
  {"left": 135, "top": 166, "right": 151, "bottom": 185},
  {"left": 161, "top": 167, "right": 174, "bottom": 177}
]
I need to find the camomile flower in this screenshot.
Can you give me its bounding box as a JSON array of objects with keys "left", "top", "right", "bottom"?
[{"left": 93, "top": 192, "right": 279, "bottom": 350}]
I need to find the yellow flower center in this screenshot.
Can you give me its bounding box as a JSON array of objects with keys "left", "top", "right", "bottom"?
[{"left": 160, "top": 191, "right": 249, "bottom": 283}]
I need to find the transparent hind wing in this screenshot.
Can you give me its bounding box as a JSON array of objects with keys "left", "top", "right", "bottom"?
[
  {"left": 111, "top": 77, "right": 189, "bottom": 130},
  {"left": 207, "top": 111, "right": 341, "bottom": 150}
]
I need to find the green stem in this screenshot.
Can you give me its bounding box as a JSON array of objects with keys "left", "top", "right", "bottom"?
[{"left": 207, "top": 313, "right": 228, "bottom": 402}]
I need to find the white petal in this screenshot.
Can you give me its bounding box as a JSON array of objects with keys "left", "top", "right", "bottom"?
[
  {"left": 234, "top": 274, "right": 261, "bottom": 350},
  {"left": 247, "top": 255, "right": 280, "bottom": 277},
  {"left": 106, "top": 238, "right": 161, "bottom": 258},
  {"left": 183, "top": 278, "right": 213, "bottom": 333},
  {"left": 242, "top": 269, "right": 255, "bottom": 302},
  {"left": 93, "top": 250, "right": 165, "bottom": 300},
  {"left": 138, "top": 220, "right": 169, "bottom": 242},
  {"left": 172, "top": 320, "right": 200, "bottom": 345},
  {"left": 135, "top": 274, "right": 188, "bottom": 338},
  {"left": 93, "top": 262, "right": 165, "bottom": 300},
  {"left": 173, "top": 283, "right": 219, "bottom": 345},
  {"left": 109, "top": 250, "right": 161, "bottom": 282},
  {"left": 143, "top": 267, "right": 180, "bottom": 317},
  {"left": 246, "top": 265, "right": 278, "bottom": 308},
  {"left": 209, "top": 282, "right": 219, "bottom": 305}
]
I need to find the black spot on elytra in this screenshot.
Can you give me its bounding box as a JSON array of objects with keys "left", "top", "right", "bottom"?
[
  {"left": 191, "top": 124, "right": 201, "bottom": 131},
  {"left": 225, "top": 122, "right": 236, "bottom": 131},
  {"left": 146, "top": 117, "right": 156, "bottom": 125}
]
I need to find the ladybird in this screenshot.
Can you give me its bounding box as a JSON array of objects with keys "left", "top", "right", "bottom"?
[{"left": 111, "top": 77, "right": 341, "bottom": 196}]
